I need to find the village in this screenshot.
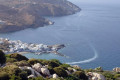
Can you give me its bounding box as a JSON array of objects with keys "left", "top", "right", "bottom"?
[{"left": 0, "top": 38, "right": 65, "bottom": 55}]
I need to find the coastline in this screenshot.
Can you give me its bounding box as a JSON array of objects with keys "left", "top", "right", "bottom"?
[
  {"left": 0, "top": 38, "right": 65, "bottom": 57},
  {"left": 17, "top": 52, "right": 29, "bottom": 55},
  {"left": 0, "top": 0, "right": 81, "bottom": 33}
]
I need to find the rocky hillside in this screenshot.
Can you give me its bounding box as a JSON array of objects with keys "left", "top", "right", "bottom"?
[
  {"left": 0, "top": 50, "right": 120, "bottom": 80},
  {"left": 0, "top": 0, "right": 81, "bottom": 33},
  {"left": 0, "top": 0, "right": 80, "bottom": 16}
]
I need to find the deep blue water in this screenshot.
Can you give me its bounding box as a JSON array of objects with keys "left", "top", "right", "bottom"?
[{"left": 0, "top": 0, "right": 120, "bottom": 70}]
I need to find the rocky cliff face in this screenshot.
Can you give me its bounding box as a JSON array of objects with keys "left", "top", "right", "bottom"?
[
  {"left": 0, "top": 0, "right": 81, "bottom": 33},
  {"left": 0, "top": 4, "right": 51, "bottom": 33}
]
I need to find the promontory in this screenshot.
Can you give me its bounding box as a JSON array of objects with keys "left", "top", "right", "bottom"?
[{"left": 0, "top": 0, "right": 81, "bottom": 33}]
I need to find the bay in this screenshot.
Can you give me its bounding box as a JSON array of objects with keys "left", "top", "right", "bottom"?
[{"left": 0, "top": 0, "right": 120, "bottom": 70}]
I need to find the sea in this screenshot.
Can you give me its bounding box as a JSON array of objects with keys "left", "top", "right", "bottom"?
[{"left": 0, "top": 0, "right": 120, "bottom": 70}]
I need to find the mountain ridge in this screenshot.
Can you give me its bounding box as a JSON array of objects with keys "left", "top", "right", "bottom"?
[{"left": 0, "top": 0, "right": 81, "bottom": 33}]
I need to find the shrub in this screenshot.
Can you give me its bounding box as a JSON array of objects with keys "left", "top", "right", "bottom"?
[
  {"left": 65, "top": 75, "right": 79, "bottom": 80},
  {"left": 114, "top": 74, "right": 120, "bottom": 79},
  {"left": 9, "top": 74, "right": 21, "bottom": 80},
  {"left": 49, "top": 59, "right": 62, "bottom": 65},
  {"left": 48, "top": 61, "right": 60, "bottom": 68},
  {"left": 19, "top": 71, "right": 28, "bottom": 80},
  {"left": 53, "top": 67, "right": 68, "bottom": 77},
  {"left": 49, "top": 78, "right": 63, "bottom": 80},
  {"left": 48, "top": 66, "right": 55, "bottom": 74},
  {"left": 73, "top": 71, "right": 88, "bottom": 80},
  {"left": 0, "top": 50, "right": 6, "bottom": 65},
  {"left": 28, "top": 58, "right": 41, "bottom": 65},
  {"left": 68, "top": 67, "right": 74, "bottom": 73},
  {"left": 60, "top": 64, "right": 70, "bottom": 68},
  {"left": 14, "top": 60, "right": 30, "bottom": 67},
  {"left": 8, "top": 53, "right": 28, "bottom": 61},
  {"left": 28, "top": 77, "right": 45, "bottom": 80},
  {"left": 59, "top": 64, "right": 70, "bottom": 70},
  {"left": 40, "top": 59, "right": 61, "bottom": 68},
  {"left": 41, "top": 60, "right": 49, "bottom": 65},
  {"left": 3, "top": 64, "right": 21, "bottom": 75},
  {"left": 24, "top": 69, "right": 32, "bottom": 75},
  {"left": 102, "top": 71, "right": 115, "bottom": 80},
  {"left": 6, "top": 58, "right": 17, "bottom": 63},
  {"left": 0, "top": 72, "right": 10, "bottom": 80},
  {"left": 95, "top": 67, "right": 103, "bottom": 72}
]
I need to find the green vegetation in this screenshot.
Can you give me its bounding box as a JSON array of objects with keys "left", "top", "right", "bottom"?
[
  {"left": 73, "top": 71, "right": 88, "bottom": 80},
  {"left": 14, "top": 60, "right": 30, "bottom": 67},
  {"left": 53, "top": 67, "right": 68, "bottom": 77},
  {"left": 94, "top": 67, "right": 103, "bottom": 72},
  {"left": 28, "top": 77, "right": 45, "bottom": 80},
  {"left": 28, "top": 59, "right": 41, "bottom": 65},
  {"left": 64, "top": 75, "right": 79, "bottom": 80},
  {"left": 0, "top": 50, "right": 120, "bottom": 80},
  {"left": 0, "top": 50, "right": 6, "bottom": 65},
  {"left": 102, "top": 71, "right": 116, "bottom": 80},
  {"left": 114, "top": 74, "right": 120, "bottom": 79},
  {"left": 7, "top": 53, "right": 28, "bottom": 61},
  {"left": 0, "top": 72, "right": 9, "bottom": 80}
]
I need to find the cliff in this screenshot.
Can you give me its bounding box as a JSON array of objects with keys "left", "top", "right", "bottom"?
[
  {"left": 0, "top": 0, "right": 81, "bottom": 33},
  {"left": 0, "top": 4, "right": 51, "bottom": 33}
]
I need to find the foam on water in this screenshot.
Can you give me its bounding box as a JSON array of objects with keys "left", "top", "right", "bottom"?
[{"left": 66, "top": 45, "right": 98, "bottom": 64}]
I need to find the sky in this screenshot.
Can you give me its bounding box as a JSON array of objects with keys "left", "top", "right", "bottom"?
[{"left": 68, "top": 0, "right": 120, "bottom": 5}]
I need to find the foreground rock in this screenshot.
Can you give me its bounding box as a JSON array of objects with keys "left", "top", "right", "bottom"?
[
  {"left": 52, "top": 74, "right": 58, "bottom": 79},
  {"left": 41, "top": 67, "right": 51, "bottom": 76},
  {"left": 113, "top": 67, "right": 120, "bottom": 72},
  {"left": 0, "top": 0, "right": 81, "bottom": 33},
  {"left": 32, "top": 63, "right": 42, "bottom": 72},
  {"left": 87, "top": 72, "right": 106, "bottom": 80},
  {"left": 0, "top": 52, "right": 120, "bottom": 80}
]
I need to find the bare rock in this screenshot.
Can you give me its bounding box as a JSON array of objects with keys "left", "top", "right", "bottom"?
[
  {"left": 32, "top": 63, "right": 42, "bottom": 72},
  {"left": 66, "top": 70, "right": 71, "bottom": 75},
  {"left": 41, "top": 67, "right": 50, "bottom": 76},
  {"left": 28, "top": 75, "right": 35, "bottom": 79},
  {"left": 113, "top": 67, "right": 120, "bottom": 72},
  {"left": 72, "top": 65, "right": 81, "bottom": 69},
  {"left": 53, "top": 74, "right": 58, "bottom": 79},
  {"left": 87, "top": 72, "right": 106, "bottom": 80}
]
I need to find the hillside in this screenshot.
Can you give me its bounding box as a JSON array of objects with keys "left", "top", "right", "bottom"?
[
  {"left": 0, "top": 0, "right": 81, "bottom": 33},
  {"left": 0, "top": 0, "right": 80, "bottom": 16},
  {"left": 0, "top": 50, "right": 120, "bottom": 80}
]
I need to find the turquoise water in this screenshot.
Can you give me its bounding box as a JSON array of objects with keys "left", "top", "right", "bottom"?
[{"left": 1, "top": 0, "right": 120, "bottom": 70}]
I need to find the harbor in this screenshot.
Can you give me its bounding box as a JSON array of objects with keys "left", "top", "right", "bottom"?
[{"left": 0, "top": 38, "right": 65, "bottom": 56}]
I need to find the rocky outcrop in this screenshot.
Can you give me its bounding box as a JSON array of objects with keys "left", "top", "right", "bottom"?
[
  {"left": 113, "top": 67, "right": 120, "bottom": 72},
  {"left": 19, "top": 63, "right": 51, "bottom": 78},
  {"left": 32, "top": 63, "right": 42, "bottom": 72},
  {"left": 52, "top": 74, "right": 58, "bottom": 79},
  {"left": 0, "top": 0, "right": 80, "bottom": 33},
  {"left": 41, "top": 67, "right": 51, "bottom": 76},
  {"left": 87, "top": 72, "right": 106, "bottom": 80}
]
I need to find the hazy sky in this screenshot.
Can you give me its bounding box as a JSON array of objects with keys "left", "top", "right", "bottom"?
[{"left": 69, "top": 0, "right": 120, "bottom": 5}]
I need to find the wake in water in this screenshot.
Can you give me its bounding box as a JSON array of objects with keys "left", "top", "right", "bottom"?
[{"left": 66, "top": 45, "right": 98, "bottom": 64}]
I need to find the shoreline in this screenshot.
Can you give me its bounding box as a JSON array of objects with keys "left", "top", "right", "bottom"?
[
  {"left": 0, "top": 38, "right": 65, "bottom": 57},
  {"left": 17, "top": 52, "right": 29, "bottom": 55}
]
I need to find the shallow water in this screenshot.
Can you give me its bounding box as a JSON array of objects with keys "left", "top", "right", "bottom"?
[{"left": 1, "top": 0, "right": 120, "bottom": 70}]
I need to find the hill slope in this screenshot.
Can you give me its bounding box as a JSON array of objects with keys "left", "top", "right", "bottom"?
[{"left": 0, "top": 0, "right": 81, "bottom": 33}]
